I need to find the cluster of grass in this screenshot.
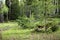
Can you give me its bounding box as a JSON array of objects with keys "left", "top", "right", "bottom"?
[
  {"left": 0, "top": 18, "right": 60, "bottom": 40},
  {"left": 0, "top": 22, "right": 18, "bottom": 27},
  {"left": 2, "top": 29, "right": 60, "bottom": 40},
  {"left": 0, "top": 22, "right": 18, "bottom": 30}
]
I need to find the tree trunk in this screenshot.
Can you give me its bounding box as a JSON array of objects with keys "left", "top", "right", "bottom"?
[
  {"left": 4, "top": 13, "right": 8, "bottom": 22},
  {"left": 0, "top": 13, "right": 4, "bottom": 23}
]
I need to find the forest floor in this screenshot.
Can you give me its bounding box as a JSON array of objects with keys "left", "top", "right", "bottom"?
[{"left": 0, "top": 18, "right": 60, "bottom": 40}]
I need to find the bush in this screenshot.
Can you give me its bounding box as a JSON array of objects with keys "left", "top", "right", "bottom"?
[
  {"left": 17, "top": 16, "right": 38, "bottom": 29},
  {"left": 45, "top": 21, "right": 59, "bottom": 32},
  {"left": 50, "top": 25, "right": 58, "bottom": 32}
]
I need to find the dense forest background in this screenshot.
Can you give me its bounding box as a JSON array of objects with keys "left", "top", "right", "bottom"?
[
  {"left": 0, "top": 0, "right": 60, "bottom": 22},
  {"left": 0, "top": 0, "right": 60, "bottom": 40}
]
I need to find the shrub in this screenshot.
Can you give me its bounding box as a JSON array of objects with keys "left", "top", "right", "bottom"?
[
  {"left": 45, "top": 21, "right": 59, "bottom": 32},
  {"left": 50, "top": 25, "right": 58, "bottom": 32},
  {"left": 17, "top": 16, "right": 38, "bottom": 29}
]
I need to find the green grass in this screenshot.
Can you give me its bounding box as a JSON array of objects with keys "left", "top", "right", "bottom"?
[
  {"left": 2, "top": 29, "right": 60, "bottom": 40},
  {"left": 0, "top": 22, "right": 18, "bottom": 27},
  {"left": 0, "top": 18, "right": 60, "bottom": 40}
]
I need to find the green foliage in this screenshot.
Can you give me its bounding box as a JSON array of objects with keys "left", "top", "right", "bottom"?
[
  {"left": 19, "top": 0, "right": 56, "bottom": 19},
  {"left": 2, "top": 5, "right": 8, "bottom": 13},
  {"left": 11, "top": 0, "right": 20, "bottom": 18},
  {"left": 45, "top": 19, "right": 59, "bottom": 32},
  {"left": 51, "top": 25, "right": 58, "bottom": 32},
  {"left": 17, "top": 16, "right": 30, "bottom": 28},
  {"left": 6, "top": 0, "right": 20, "bottom": 20},
  {"left": 0, "top": 4, "right": 8, "bottom": 14},
  {"left": 17, "top": 15, "right": 37, "bottom": 29}
]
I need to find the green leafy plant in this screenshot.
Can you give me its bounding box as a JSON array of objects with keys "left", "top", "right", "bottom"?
[{"left": 45, "top": 20, "right": 59, "bottom": 32}]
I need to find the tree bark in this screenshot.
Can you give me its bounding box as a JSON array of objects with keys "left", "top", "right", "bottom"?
[{"left": 0, "top": 13, "right": 4, "bottom": 23}]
